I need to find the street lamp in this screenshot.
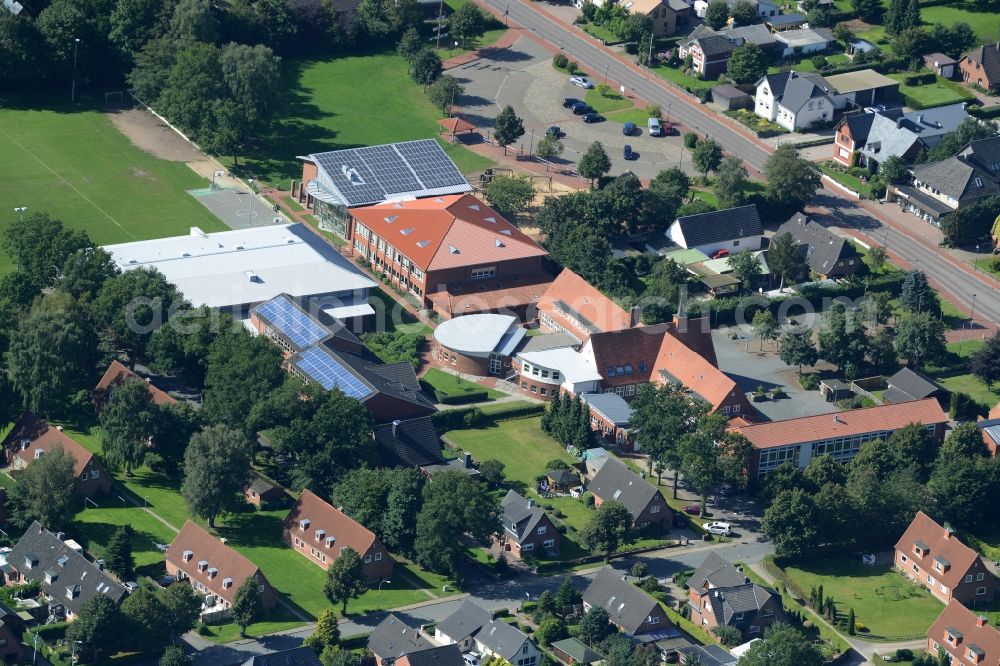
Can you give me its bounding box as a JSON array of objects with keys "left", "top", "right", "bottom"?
[
  {"left": 603, "top": 63, "right": 609, "bottom": 85},
  {"left": 13, "top": 207, "right": 27, "bottom": 222},
  {"left": 975, "top": 244, "right": 981, "bottom": 272},
  {"left": 247, "top": 179, "right": 255, "bottom": 228},
  {"left": 71, "top": 38, "right": 80, "bottom": 103},
  {"left": 377, "top": 579, "right": 392, "bottom": 610}
]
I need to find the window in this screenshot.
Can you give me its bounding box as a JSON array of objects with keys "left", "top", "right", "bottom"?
[
  {"left": 375, "top": 552, "right": 382, "bottom": 561},
  {"left": 365, "top": 555, "right": 372, "bottom": 563},
  {"left": 543, "top": 539, "right": 555, "bottom": 548},
  {"left": 552, "top": 372, "right": 561, "bottom": 381},
  {"left": 537, "top": 526, "right": 547, "bottom": 535},
  {"left": 647, "top": 615, "right": 659, "bottom": 625},
  {"left": 977, "top": 586, "right": 987, "bottom": 595},
  {"left": 967, "top": 575, "right": 974, "bottom": 583},
  {"left": 900, "top": 554, "right": 908, "bottom": 563},
  {"left": 638, "top": 362, "right": 647, "bottom": 372},
  {"left": 541, "top": 370, "right": 549, "bottom": 379},
  {"left": 750, "top": 625, "right": 760, "bottom": 634},
  {"left": 650, "top": 504, "right": 660, "bottom": 514},
  {"left": 471, "top": 267, "right": 496, "bottom": 280},
  {"left": 530, "top": 385, "right": 537, "bottom": 394},
  {"left": 540, "top": 388, "right": 547, "bottom": 396},
  {"left": 977, "top": 573, "right": 985, "bottom": 581},
  {"left": 928, "top": 574, "right": 936, "bottom": 586},
  {"left": 523, "top": 543, "right": 534, "bottom": 551}
]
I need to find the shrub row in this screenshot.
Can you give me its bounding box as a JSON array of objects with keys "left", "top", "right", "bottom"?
[
  {"left": 902, "top": 72, "right": 936, "bottom": 86},
  {"left": 434, "top": 390, "right": 489, "bottom": 405}
]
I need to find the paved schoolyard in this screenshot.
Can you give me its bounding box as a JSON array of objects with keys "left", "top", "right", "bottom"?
[
  {"left": 451, "top": 33, "right": 693, "bottom": 180},
  {"left": 189, "top": 186, "right": 286, "bottom": 230},
  {"left": 712, "top": 329, "right": 839, "bottom": 423}
]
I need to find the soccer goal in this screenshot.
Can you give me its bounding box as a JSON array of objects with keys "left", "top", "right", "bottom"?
[{"left": 104, "top": 91, "right": 125, "bottom": 107}]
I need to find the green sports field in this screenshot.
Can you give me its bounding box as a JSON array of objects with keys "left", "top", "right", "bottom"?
[{"left": 0, "top": 105, "right": 227, "bottom": 276}]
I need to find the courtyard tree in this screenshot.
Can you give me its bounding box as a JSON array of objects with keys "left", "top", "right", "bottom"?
[
  {"left": 578, "top": 141, "right": 611, "bottom": 186},
  {"left": 305, "top": 609, "right": 342, "bottom": 654},
  {"left": 92, "top": 267, "right": 184, "bottom": 364},
  {"left": 692, "top": 138, "right": 723, "bottom": 180},
  {"left": 764, "top": 145, "right": 821, "bottom": 210},
  {"left": 868, "top": 244, "right": 888, "bottom": 272},
  {"left": 411, "top": 48, "right": 442, "bottom": 86},
  {"left": 714, "top": 156, "right": 749, "bottom": 208},
  {"left": 494, "top": 105, "right": 526, "bottom": 154},
  {"left": 851, "top": 0, "right": 882, "bottom": 21},
  {"left": 332, "top": 467, "right": 424, "bottom": 555},
  {"left": 762, "top": 488, "right": 822, "bottom": 559},
  {"left": 971, "top": 332, "right": 1000, "bottom": 388},
  {"left": 578, "top": 606, "right": 613, "bottom": 646},
  {"left": 630, "top": 382, "right": 707, "bottom": 493},
  {"left": 232, "top": 579, "right": 262, "bottom": 636},
  {"left": 159, "top": 583, "right": 202, "bottom": 639},
  {"left": 427, "top": 75, "right": 464, "bottom": 115},
  {"left": 324, "top": 547, "right": 369, "bottom": 613},
  {"left": 767, "top": 232, "right": 807, "bottom": 286},
  {"left": 181, "top": 424, "right": 253, "bottom": 527},
  {"left": 751, "top": 309, "right": 779, "bottom": 351},
  {"left": 483, "top": 174, "right": 535, "bottom": 220},
  {"left": 726, "top": 43, "right": 766, "bottom": 84},
  {"left": 737, "top": 623, "right": 824, "bottom": 666},
  {"left": 414, "top": 472, "right": 500, "bottom": 577},
  {"left": 99, "top": 375, "right": 156, "bottom": 475},
  {"left": 9, "top": 445, "right": 77, "bottom": 531},
  {"left": 580, "top": 500, "right": 632, "bottom": 559},
  {"left": 397, "top": 27, "right": 423, "bottom": 63},
  {"left": 779, "top": 326, "right": 818, "bottom": 373},
  {"left": 121, "top": 587, "right": 171, "bottom": 652},
  {"left": 879, "top": 155, "right": 909, "bottom": 185},
  {"left": 817, "top": 303, "right": 868, "bottom": 372},
  {"left": 105, "top": 525, "right": 135, "bottom": 581}
]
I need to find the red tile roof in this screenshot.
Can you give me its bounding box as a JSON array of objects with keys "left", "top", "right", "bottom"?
[
  {"left": 735, "top": 398, "right": 948, "bottom": 449},
  {"left": 583, "top": 325, "right": 670, "bottom": 387},
  {"left": 350, "top": 194, "right": 546, "bottom": 273},
  {"left": 166, "top": 521, "right": 265, "bottom": 605},
  {"left": 653, "top": 333, "right": 740, "bottom": 412},
  {"left": 283, "top": 489, "right": 379, "bottom": 557},
  {"left": 928, "top": 600, "right": 1000, "bottom": 662},
  {"left": 96, "top": 361, "right": 177, "bottom": 406},
  {"left": 537, "top": 269, "right": 634, "bottom": 337},
  {"left": 895, "top": 511, "right": 987, "bottom": 592},
  {"left": 426, "top": 273, "right": 554, "bottom": 317},
  {"left": 1, "top": 414, "right": 101, "bottom": 480}
]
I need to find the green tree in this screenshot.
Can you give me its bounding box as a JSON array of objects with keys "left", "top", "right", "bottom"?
[
  {"left": 331, "top": 467, "right": 424, "bottom": 554},
  {"left": 738, "top": 624, "right": 823, "bottom": 666},
  {"left": 120, "top": 586, "right": 170, "bottom": 652},
  {"left": 128, "top": 38, "right": 177, "bottom": 103},
  {"left": 202, "top": 326, "right": 285, "bottom": 430},
  {"left": 181, "top": 424, "right": 253, "bottom": 527},
  {"left": 105, "top": 525, "right": 135, "bottom": 581},
  {"left": 714, "top": 625, "right": 744, "bottom": 646},
  {"left": 427, "top": 74, "right": 464, "bottom": 115},
  {"left": 704, "top": 0, "right": 729, "bottom": 30},
  {"left": 479, "top": 459, "right": 506, "bottom": 486},
  {"left": 158, "top": 42, "right": 224, "bottom": 139},
  {"left": 868, "top": 245, "right": 888, "bottom": 273},
  {"left": 99, "top": 376, "right": 156, "bottom": 474},
  {"left": 767, "top": 232, "right": 807, "bottom": 285},
  {"left": 894, "top": 312, "right": 946, "bottom": 369},
  {"left": 730, "top": 0, "right": 757, "bottom": 25},
  {"left": 305, "top": 609, "right": 341, "bottom": 654},
  {"left": 726, "top": 43, "right": 766, "bottom": 84},
  {"left": 397, "top": 27, "right": 423, "bottom": 63},
  {"left": 356, "top": 0, "right": 421, "bottom": 38},
  {"left": 170, "top": 0, "right": 218, "bottom": 41},
  {"left": 892, "top": 26, "right": 930, "bottom": 67},
  {"left": 779, "top": 326, "right": 817, "bottom": 373},
  {"left": 232, "top": 578, "right": 262, "bottom": 637},
  {"left": 970, "top": 331, "right": 1000, "bottom": 389},
  {"left": 579, "top": 141, "right": 612, "bottom": 186},
  {"left": 929, "top": 455, "right": 999, "bottom": 529},
  {"left": 414, "top": 472, "right": 500, "bottom": 576},
  {"left": 641, "top": 257, "right": 688, "bottom": 323},
  {"left": 765, "top": 145, "right": 821, "bottom": 209},
  {"left": 851, "top": 0, "right": 882, "bottom": 21},
  {"left": 679, "top": 414, "right": 752, "bottom": 511},
  {"left": 320, "top": 648, "right": 363, "bottom": 666},
  {"left": 888, "top": 423, "right": 939, "bottom": 481},
  {"left": 494, "top": 105, "right": 526, "bottom": 154},
  {"left": 899, "top": 271, "right": 940, "bottom": 316},
  {"left": 92, "top": 267, "right": 184, "bottom": 364},
  {"left": 66, "top": 596, "right": 122, "bottom": 662},
  {"left": 939, "top": 422, "right": 991, "bottom": 460},
  {"left": 554, "top": 577, "right": 581, "bottom": 616},
  {"left": 9, "top": 446, "right": 77, "bottom": 530},
  {"left": 714, "top": 156, "right": 749, "bottom": 208},
  {"left": 762, "top": 488, "right": 822, "bottom": 559},
  {"left": 159, "top": 646, "right": 191, "bottom": 666},
  {"left": 879, "top": 155, "right": 909, "bottom": 185},
  {"left": 449, "top": 3, "right": 486, "bottom": 45},
  {"left": 159, "top": 583, "right": 202, "bottom": 639},
  {"left": 59, "top": 247, "right": 120, "bottom": 302},
  {"left": 578, "top": 606, "right": 613, "bottom": 646},
  {"left": 751, "top": 309, "right": 779, "bottom": 351},
  {"left": 220, "top": 42, "right": 281, "bottom": 131},
  {"left": 411, "top": 48, "right": 442, "bottom": 86},
  {"left": 536, "top": 132, "right": 565, "bottom": 159},
  {"left": 817, "top": 303, "right": 867, "bottom": 372},
  {"left": 580, "top": 500, "right": 633, "bottom": 558},
  {"left": 802, "top": 0, "right": 832, "bottom": 26},
  {"left": 804, "top": 454, "right": 847, "bottom": 490},
  {"left": 108, "top": 0, "right": 162, "bottom": 60},
  {"left": 324, "top": 547, "right": 369, "bottom": 613},
  {"left": 484, "top": 174, "right": 536, "bottom": 220},
  {"left": 2, "top": 212, "right": 91, "bottom": 292},
  {"left": 535, "top": 617, "right": 567, "bottom": 646},
  {"left": 630, "top": 382, "right": 705, "bottom": 493},
  {"left": 692, "top": 138, "right": 723, "bottom": 179}
]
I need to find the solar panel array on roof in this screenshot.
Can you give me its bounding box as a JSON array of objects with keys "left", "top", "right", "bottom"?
[
  {"left": 293, "top": 347, "right": 374, "bottom": 399},
  {"left": 254, "top": 296, "right": 329, "bottom": 350},
  {"left": 311, "top": 140, "right": 469, "bottom": 207}
]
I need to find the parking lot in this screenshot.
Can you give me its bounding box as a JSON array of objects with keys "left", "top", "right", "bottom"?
[{"left": 451, "top": 34, "right": 697, "bottom": 179}]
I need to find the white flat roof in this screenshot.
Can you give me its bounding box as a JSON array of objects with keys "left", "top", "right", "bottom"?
[
  {"left": 434, "top": 313, "right": 518, "bottom": 358},
  {"left": 104, "top": 224, "right": 377, "bottom": 309},
  {"left": 518, "top": 347, "right": 603, "bottom": 384}
]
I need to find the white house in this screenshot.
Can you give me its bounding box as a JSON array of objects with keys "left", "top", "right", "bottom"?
[
  {"left": 754, "top": 71, "right": 834, "bottom": 131},
  {"left": 434, "top": 600, "right": 541, "bottom": 666},
  {"left": 666, "top": 204, "right": 763, "bottom": 257}
]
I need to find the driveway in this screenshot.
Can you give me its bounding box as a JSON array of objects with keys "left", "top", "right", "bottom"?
[
  {"left": 451, "top": 34, "right": 693, "bottom": 179},
  {"left": 712, "top": 329, "right": 839, "bottom": 422}
]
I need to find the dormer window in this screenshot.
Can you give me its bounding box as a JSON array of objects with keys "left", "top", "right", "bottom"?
[
  {"left": 326, "top": 536, "right": 336, "bottom": 548},
  {"left": 299, "top": 519, "right": 311, "bottom": 531},
  {"left": 34, "top": 449, "right": 43, "bottom": 460},
  {"left": 45, "top": 571, "right": 57, "bottom": 584},
  {"left": 207, "top": 567, "right": 218, "bottom": 579},
  {"left": 223, "top": 577, "right": 233, "bottom": 589},
  {"left": 315, "top": 529, "right": 326, "bottom": 541},
  {"left": 198, "top": 560, "right": 208, "bottom": 572},
  {"left": 183, "top": 550, "right": 193, "bottom": 562},
  {"left": 947, "top": 628, "right": 963, "bottom": 644},
  {"left": 24, "top": 555, "right": 37, "bottom": 570}
]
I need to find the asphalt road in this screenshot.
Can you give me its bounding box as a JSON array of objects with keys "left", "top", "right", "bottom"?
[{"left": 479, "top": 0, "right": 1000, "bottom": 325}]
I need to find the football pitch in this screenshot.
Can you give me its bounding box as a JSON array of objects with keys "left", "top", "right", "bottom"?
[{"left": 0, "top": 105, "right": 227, "bottom": 276}]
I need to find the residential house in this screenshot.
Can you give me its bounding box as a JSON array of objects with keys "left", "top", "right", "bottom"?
[
  {"left": 754, "top": 71, "right": 835, "bottom": 131},
  {"left": 882, "top": 367, "right": 949, "bottom": 406},
  {"left": 687, "top": 552, "right": 785, "bottom": 639},
  {"left": 94, "top": 360, "right": 176, "bottom": 410},
  {"left": 823, "top": 69, "right": 900, "bottom": 107},
  {"left": 347, "top": 194, "right": 550, "bottom": 319},
  {"left": 693, "top": 0, "right": 779, "bottom": 19},
  {"left": 894, "top": 511, "right": 997, "bottom": 605},
  {"left": 588, "top": 457, "right": 672, "bottom": 532},
  {"left": 392, "top": 647, "right": 464, "bottom": 666},
  {"left": 282, "top": 490, "right": 393, "bottom": 582},
  {"left": 165, "top": 521, "right": 277, "bottom": 617},
  {"left": 244, "top": 475, "right": 285, "bottom": 509},
  {"left": 855, "top": 104, "right": 969, "bottom": 171},
  {"left": 924, "top": 52, "right": 958, "bottom": 79},
  {"left": 500, "top": 490, "right": 560, "bottom": 558},
  {"left": 977, "top": 418, "right": 1000, "bottom": 456},
  {"left": 434, "top": 599, "right": 541, "bottom": 666},
  {"left": 667, "top": 204, "right": 763, "bottom": 256},
  {"left": 679, "top": 646, "right": 738, "bottom": 666},
  {"left": 960, "top": 43, "right": 1000, "bottom": 92},
  {"left": 373, "top": 416, "right": 445, "bottom": 468},
  {"left": 832, "top": 112, "right": 877, "bottom": 166},
  {"left": 680, "top": 32, "right": 737, "bottom": 79},
  {"left": 1, "top": 415, "right": 111, "bottom": 498},
  {"left": 535, "top": 268, "right": 636, "bottom": 342},
  {"left": 774, "top": 213, "right": 861, "bottom": 279},
  {"left": 772, "top": 28, "right": 835, "bottom": 58},
  {"left": 550, "top": 638, "right": 603, "bottom": 665},
  {"left": 296, "top": 139, "right": 473, "bottom": 237},
  {"left": 240, "top": 647, "right": 322, "bottom": 666},
  {"left": 927, "top": 600, "right": 1000, "bottom": 664},
  {"left": 582, "top": 566, "right": 672, "bottom": 638},
  {"left": 623, "top": 0, "right": 692, "bottom": 36},
  {"left": 8, "top": 521, "right": 128, "bottom": 622},
  {"left": 735, "top": 398, "right": 949, "bottom": 479},
  {"left": 368, "top": 614, "right": 463, "bottom": 666},
  {"left": 0, "top": 601, "right": 24, "bottom": 664}
]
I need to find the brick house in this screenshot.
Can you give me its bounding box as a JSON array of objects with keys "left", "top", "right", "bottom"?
[
  {"left": 623, "top": 0, "right": 691, "bottom": 36},
  {"left": 653, "top": 331, "right": 755, "bottom": 421},
  {"left": 282, "top": 490, "right": 393, "bottom": 582},
  {"left": 1, "top": 415, "right": 111, "bottom": 498},
  {"left": 367, "top": 614, "right": 463, "bottom": 666},
  {"left": 588, "top": 458, "right": 672, "bottom": 533},
  {"left": 927, "top": 600, "right": 1000, "bottom": 664},
  {"left": 687, "top": 552, "right": 785, "bottom": 640},
  {"left": 832, "top": 113, "right": 876, "bottom": 167},
  {"left": 244, "top": 476, "right": 285, "bottom": 509},
  {"left": 895, "top": 511, "right": 997, "bottom": 606},
  {"left": 94, "top": 360, "right": 177, "bottom": 410},
  {"left": 960, "top": 44, "right": 1000, "bottom": 92},
  {"left": 0, "top": 602, "right": 24, "bottom": 664},
  {"left": 500, "top": 490, "right": 560, "bottom": 558},
  {"left": 583, "top": 566, "right": 672, "bottom": 637},
  {"left": 775, "top": 213, "right": 862, "bottom": 280},
  {"left": 435, "top": 600, "right": 541, "bottom": 665},
  {"left": 535, "top": 269, "right": 636, "bottom": 341}
]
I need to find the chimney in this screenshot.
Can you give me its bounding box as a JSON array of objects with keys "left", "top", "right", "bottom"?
[
  {"left": 464, "top": 452, "right": 472, "bottom": 469},
  {"left": 630, "top": 305, "right": 641, "bottom": 328},
  {"left": 392, "top": 419, "right": 401, "bottom": 438},
  {"left": 527, "top": 498, "right": 535, "bottom": 509},
  {"left": 917, "top": 114, "right": 924, "bottom": 125},
  {"left": 945, "top": 524, "right": 955, "bottom": 539},
  {"left": 977, "top": 616, "right": 988, "bottom": 627}
]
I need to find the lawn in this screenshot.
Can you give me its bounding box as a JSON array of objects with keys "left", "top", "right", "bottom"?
[
  {"left": 444, "top": 0, "right": 507, "bottom": 53},
  {"left": 606, "top": 108, "right": 652, "bottom": 126},
  {"left": 584, "top": 89, "right": 634, "bottom": 114},
  {"left": 421, "top": 368, "right": 504, "bottom": 401},
  {"left": 0, "top": 105, "right": 227, "bottom": 275},
  {"left": 368, "top": 288, "right": 433, "bottom": 335},
  {"left": 581, "top": 22, "right": 619, "bottom": 43},
  {"left": 946, "top": 338, "right": 984, "bottom": 358},
  {"left": 768, "top": 53, "right": 850, "bottom": 74},
  {"left": 651, "top": 65, "right": 716, "bottom": 92},
  {"left": 939, "top": 373, "right": 1000, "bottom": 408},
  {"left": 71, "top": 505, "right": 176, "bottom": 570},
  {"left": 819, "top": 163, "right": 876, "bottom": 198},
  {"left": 224, "top": 53, "right": 493, "bottom": 187},
  {"left": 888, "top": 74, "right": 975, "bottom": 109},
  {"left": 782, "top": 558, "right": 945, "bottom": 639},
  {"left": 198, "top": 608, "right": 306, "bottom": 643}
]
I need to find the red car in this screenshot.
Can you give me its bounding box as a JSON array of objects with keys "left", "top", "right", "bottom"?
[
  {"left": 682, "top": 504, "right": 701, "bottom": 515},
  {"left": 711, "top": 249, "right": 730, "bottom": 259}
]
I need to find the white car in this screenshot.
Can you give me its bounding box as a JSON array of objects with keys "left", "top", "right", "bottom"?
[
  {"left": 462, "top": 653, "right": 481, "bottom": 666},
  {"left": 570, "top": 76, "right": 594, "bottom": 89},
  {"left": 703, "top": 521, "right": 732, "bottom": 536}
]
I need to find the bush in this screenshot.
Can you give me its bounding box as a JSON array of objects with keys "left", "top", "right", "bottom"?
[
  {"left": 596, "top": 83, "right": 613, "bottom": 97},
  {"left": 434, "top": 389, "right": 489, "bottom": 405},
  {"left": 810, "top": 55, "right": 828, "bottom": 69},
  {"left": 903, "top": 72, "right": 936, "bottom": 86},
  {"left": 553, "top": 53, "right": 568, "bottom": 69},
  {"left": 646, "top": 103, "right": 662, "bottom": 119},
  {"left": 799, "top": 373, "right": 820, "bottom": 390},
  {"left": 432, "top": 406, "right": 485, "bottom": 431},
  {"left": 896, "top": 648, "right": 914, "bottom": 661},
  {"left": 566, "top": 61, "right": 579, "bottom": 74},
  {"left": 683, "top": 132, "right": 699, "bottom": 148}
]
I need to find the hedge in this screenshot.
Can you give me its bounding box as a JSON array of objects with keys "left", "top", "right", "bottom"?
[
  {"left": 432, "top": 402, "right": 545, "bottom": 431},
  {"left": 902, "top": 72, "right": 936, "bottom": 86},
  {"left": 434, "top": 390, "right": 489, "bottom": 405}
]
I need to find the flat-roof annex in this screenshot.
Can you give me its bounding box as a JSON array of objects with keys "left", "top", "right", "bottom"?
[{"left": 433, "top": 313, "right": 523, "bottom": 358}]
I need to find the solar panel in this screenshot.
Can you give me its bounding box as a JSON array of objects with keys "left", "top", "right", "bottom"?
[
  {"left": 394, "top": 140, "right": 469, "bottom": 190},
  {"left": 357, "top": 144, "right": 422, "bottom": 195},
  {"left": 254, "top": 297, "right": 328, "bottom": 350},
  {"left": 293, "top": 347, "right": 374, "bottom": 399}
]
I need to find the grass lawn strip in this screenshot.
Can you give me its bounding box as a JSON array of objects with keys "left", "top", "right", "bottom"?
[
  {"left": 605, "top": 108, "right": 652, "bottom": 126},
  {"left": 71, "top": 505, "right": 177, "bottom": 569},
  {"left": 421, "top": 368, "right": 504, "bottom": 400},
  {"left": 0, "top": 107, "right": 227, "bottom": 276},
  {"left": 888, "top": 73, "right": 975, "bottom": 109},
  {"left": 368, "top": 288, "right": 433, "bottom": 335},
  {"left": 584, "top": 89, "right": 634, "bottom": 114},
  {"left": 651, "top": 65, "right": 715, "bottom": 92}
]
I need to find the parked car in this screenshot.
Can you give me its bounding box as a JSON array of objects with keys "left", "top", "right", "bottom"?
[
  {"left": 462, "top": 652, "right": 482, "bottom": 666},
  {"left": 570, "top": 76, "right": 594, "bottom": 88},
  {"left": 582, "top": 113, "right": 604, "bottom": 123},
  {"left": 562, "top": 97, "right": 582, "bottom": 108},
  {"left": 663, "top": 121, "right": 677, "bottom": 135},
  {"left": 623, "top": 144, "right": 635, "bottom": 160},
  {"left": 623, "top": 121, "right": 636, "bottom": 136},
  {"left": 571, "top": 102, "right": 592, "bottom": 115},
  {"left": 547, "top": 126, "right": 564, "bottom": 138},
  {"left": 647, "top": 117, "right": 662, "bottom": 136},
  {"left": 703, "top": 521, "right": 732, "bottom": 536},
  {"left": 710, "top": 249, "right": 730, "bottom": 259},
  {"left": 682, "top": 504, "right": 702, "bottom": 515}
]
